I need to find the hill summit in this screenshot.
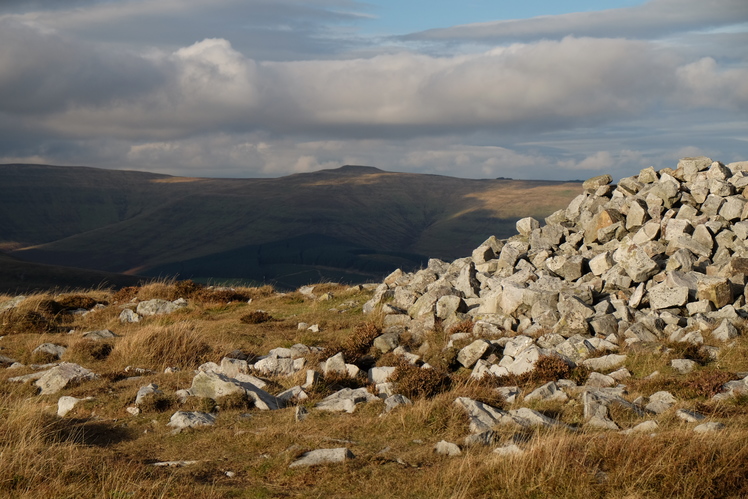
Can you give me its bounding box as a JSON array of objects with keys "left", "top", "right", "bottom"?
[{"left": 0, "top": 163, "right": 579, "bottom": 290}]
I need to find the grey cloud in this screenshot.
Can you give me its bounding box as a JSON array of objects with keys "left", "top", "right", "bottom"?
[
  {"left": 4, "top": 32, "right": 745, "bottom": 144},
  {"left": 9, "top": 0, "right": 370, "bottom": 60},
  {"left": 0, "top": 20, "right": 169, "bottom": 115},
  {"left": 403, "top": 0, "right": 748, "bottom": 43}
]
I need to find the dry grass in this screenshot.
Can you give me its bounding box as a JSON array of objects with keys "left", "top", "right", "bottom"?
[
  {"left": 109, "top": 322, "right": 213, "bottom": 371},
  {"left": 1, "top": 281, "right": 748, "bottom": 497}
]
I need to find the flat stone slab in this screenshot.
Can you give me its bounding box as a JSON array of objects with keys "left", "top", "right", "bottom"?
[
  {"left": 694, "top": 422, "right": 726, "bottom": 433},
  {"left": 57, "top": 395, "right": 92, "bottom": 417},
  {"left": 289, "top": 448, "right": 354, "bottom": 468},
  {"left": 167, "top": 411, "right": 216, "bottom": 431},
  {"left": 136, "top": 298, "right": 188, "bottom": 316},
  {"left": 582, "top": 354, "right": 627, "bottom": 371},
  {"left": 35, "top": 363, "right": 97, "bottom": 395},
  {"left": 316, "top": 387, "right": 378, "bottom": 413},
  {"left": 82, "top": 329, "right": 118, "bottom": 340}
]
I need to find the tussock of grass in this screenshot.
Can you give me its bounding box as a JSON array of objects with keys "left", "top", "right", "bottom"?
[
  {"left": 109, "top": 322, "right": 212, "bottom": 371},
  {"left": 391, "top": 359, "right": 451, "bottom": 399},
  {"left": 338, "top": 322, "right": 381, "bottom": 364},
  {"left": 239, "top": 311, "right": 273, "bottom": 324}
]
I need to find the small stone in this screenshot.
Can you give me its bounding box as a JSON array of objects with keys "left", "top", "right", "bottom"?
[
  {"left": 136, "top": 299, "right": 187, "bottom": 316},
  {"left": 493, "top": 444, "right": 525, "bottom": 457},
  {"left": 694, "top": 422, "right": 726, "bottom": 433},
  {"left": 671, "top": 359, "right": 698, "bottom": 374},
  {"left": 82, "top": 329, "right": 118, "bottom": 340},
  {"left": 622, "top": 420, "right": 659, "bottom": 434},
  {"left": 368, "top": 366, "right": 396, "bottom": 384},
  {"left": 585, "top": 372, "right": 616, "bottom": 388},
  {"left": 119, "top": 309, "right": 141, "bottom": 323},
  {"left": 523, "top": 381, "right": 568, "bottom": 403},
  {"left": 384, "top": 394, "right": 412, "bottom": 413},
  {"left": 167, "top": 411, "right": 216, "bottom": 432},
  {"left": 57, "top": 395, "right": 88, "bottom": 417},
  {"left": 35, "top": 363, "right": 97, "bottom": 395},
  {"left": 434, "top": 440, "right": 462, "bottom": 456},
  {"left": 289, "top": 448, "right": 355, "bottom": 468},
  {"left": 676, "top": 409, "right": 705, "bottom": 422},
  {"left": 135, "top": 383, "right": 163, "bottom": 405},
  {"left": 295, "top": 406, "right": 308, "bottom": 422},
  {"left": 645, "top": 391, "right": 676, "bottom": 414},
  {"left": 582, "top": 354, "right": 627, "bottom": 371},
  {"left": 457, "top": 340, "right": 490, "bottom": 368},
  {"left": 712, "top": 320, "right": 739, "bottom": 342}
]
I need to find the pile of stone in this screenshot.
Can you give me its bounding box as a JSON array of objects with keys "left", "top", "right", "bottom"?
[
  {"left": 365, "top": 156, "right": 748, "bottom": 355},
  {"left": 353, "top": 156, "right": 748, "bottom": 435}
]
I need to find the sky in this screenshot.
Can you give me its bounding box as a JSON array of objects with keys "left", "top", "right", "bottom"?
[{"left": 0, "top": 0, "right": 746, "bottom": 181}]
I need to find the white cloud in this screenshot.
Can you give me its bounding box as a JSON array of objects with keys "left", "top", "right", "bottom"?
[{"left": 0, "top": 1, "right": 746, "bottom": 181}]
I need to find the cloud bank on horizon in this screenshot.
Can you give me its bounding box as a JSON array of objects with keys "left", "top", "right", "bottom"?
[{"left": 0, "top": 0, "right": 746, "bottom": 180}]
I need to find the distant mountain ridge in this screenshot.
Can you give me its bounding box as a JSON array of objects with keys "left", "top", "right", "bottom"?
[{"left": 0, "top": 163, "right": 581, "bottom": 289}]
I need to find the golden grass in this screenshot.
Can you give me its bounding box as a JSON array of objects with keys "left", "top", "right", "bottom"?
[
  {"left": 1, "top": 282, "right": 748, "bottom": 497},
  {"left": 109, "top": 322, "right": 213, "bottom": 371}
]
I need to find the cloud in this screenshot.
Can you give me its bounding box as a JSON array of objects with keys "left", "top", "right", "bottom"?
[
  {"left": 403, "top": 0, "right": 748, "bottom": 43},
  {"left": 8, "top": 35, "right": 684, "bottom": 139},
  {"left": 0, "top": 1, "right": 746, "bottom": 181},
  {"left": 0, "top": 19, "right": 167, "bottom": 115},
  {"left": 3, "top": 0, "right": 371, "bottom": 60},
  {"left": 674, "top": 57, "right": 748, "bottom": 110}
]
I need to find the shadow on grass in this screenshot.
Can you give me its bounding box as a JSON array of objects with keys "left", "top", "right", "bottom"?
[{"left": 45, "top": 416, "right": 135, "bottom": 447}]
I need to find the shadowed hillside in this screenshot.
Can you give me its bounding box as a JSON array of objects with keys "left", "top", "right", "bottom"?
[
  {"left": 1, "top": 164, "right": 581, "bottom": 289},
  {"left": 0, "top": 251, "right": 143, "bottom": 293}
]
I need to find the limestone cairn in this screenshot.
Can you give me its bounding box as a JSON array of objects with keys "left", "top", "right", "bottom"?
[{"left": 364, "top": 157, "right": 748, "bottom": 374}]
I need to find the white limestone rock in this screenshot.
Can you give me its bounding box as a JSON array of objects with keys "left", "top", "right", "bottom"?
[
  {"left": 167, "top": 411, "right": 216, "bottom": 432},
  {"left": 35, "top": 363, "right": 97, "bottom": 395},
  {"left": 434, "top": 440, "right": 462, "bottom": 456},
  {"left": 289, "top": 448, "right": 355, "bottom": 468},
  {"left": 136, "top": 298, "right": 188, "bottom": 316}
]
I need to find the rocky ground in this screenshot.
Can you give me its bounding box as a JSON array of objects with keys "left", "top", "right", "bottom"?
[{"left": 1, "top": 156, "right": 748, "bottom": 498}]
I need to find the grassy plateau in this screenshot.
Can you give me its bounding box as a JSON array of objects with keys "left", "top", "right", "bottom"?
[{"left": 1, "top": 281, "right": 747, "bottom": 498}]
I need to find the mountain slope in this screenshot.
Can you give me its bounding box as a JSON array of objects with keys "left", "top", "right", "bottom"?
[
  {"left": 0, "top": 251, "right": 143, "bottom": 293},
  {"left": 1, "top": 164, "right": 581, "bottom": 288}
]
